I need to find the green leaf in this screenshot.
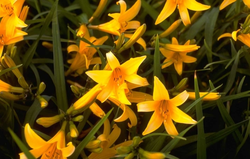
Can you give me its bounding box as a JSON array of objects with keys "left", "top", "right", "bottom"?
[
  {"left": 153, "top": 35, "right": 163, "bottom": 83},
  {"left": 8, "top": 128, "right": 36, "bottom": 159},
  {"left": 52, "top": 0, "right": 68, "bottom": 112},
  {"left": 22, "top": 0, "right": 57, "bottom": 69},
  {"left": 161, "top": 117, "right": 205, "bottom": 153},
  {"left": 69, "top": 108, "right": 113, "bottom": 159},
  {"left": 0, "top": 64, "right": 22, "bottom": 76},
  {"left": 194, "top": 73, "right": 206, "bottom": 159}
]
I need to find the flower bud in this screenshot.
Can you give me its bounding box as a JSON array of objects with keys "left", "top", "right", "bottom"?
[
  {"left": 36, "top": 82, "right": 46, "bottom": 95},
  {"left": 72, "top": 115, "right": 84, "bottom": 122},
  {"left": 132, "top": 136, "right": 142, "bottom": 148},
  {"left": 159, "top": 19, "right": 181, "bottom": 38},
  {"left": 36, "top": 95, "right": 48, "bottom": 108},
  {"left": 88, "top": 0, "right": 108, "bottom": 23},
  {"left": 174, "top": 78, "right": 188, "bottom": 92},
  {"left": 138, "top": 148, "right": 166, "bottom": 159},
  {"left": 125, "top": 152, "right": 136, "bottom": 159},
  {"left": 0, "top": 91, "right": 23, "bottom": 100},
  {"left": 69, "top": 121, "right": 79, "bottom": 138},
  {"left": 36, "top": 114, "right": 64, "bottom": 128},
  {"left": 88, "top": 147, "right": 103, "bottom": 153},
  {"left": 116, "top": 145, "right": 132, "bottom": 155},
  {"left": 85, "top": 139, "right": 102, "bottom": 149}
]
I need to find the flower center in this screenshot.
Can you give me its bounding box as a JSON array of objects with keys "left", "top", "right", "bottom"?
[
  {"left": 159, "top": 100, "right": 170, "bottom": 120},
  {"left": 113, "top": 67, "right": 124, "bottom": 86},
  {"left": 42, "top": 142, "right": 62, "bottom": 159},
  {"left": 0, "top": 3, "right": 14, "bottom": 16},
  {"left": 172, "top": 52, "right": 182, "bottom": 63},
  {"left": 119, "top": 21, "right": 128, "bottom": 33}
]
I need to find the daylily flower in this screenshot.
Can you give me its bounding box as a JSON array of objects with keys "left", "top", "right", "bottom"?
[
  {"left": 155, "top": 0, "right": 210, "bottom": 26},
  {"left": 86, "top": 51, "right": 148, "bottom": 104},
  {"left": 19, "top": 122, "right": 75, "bottom": 159},
  {"left": 220, "top": 0, "right": 250, "bottom": 10},
  {"left": 160, "top": 37, "right": 199, "bottom": 75},
  {"left": 0, "top": 0, "right": 27, "bottom": 37},
  {"left": 88, "top": 0, "right": 141, "bottom": 35},
  {"left": 65, "top": 24, "right": 108, "bottom": 76},
  {"left": 88, "top": 121, "right": 133, "bottom": 159},
  {"left": 0, "top": 19, "right": 27, "bottom": 57},
  {"left": 88, "top": 0, "right": 146, "bottom": 50},
  {"left": 137, "top": 76, "right": 197, "bottom": 136},
  {"left": 109, "top": 97, "right": 138, "bottom": 127},
  {"left": 218, "top": 30, "right": 250, "bottom": 48}
]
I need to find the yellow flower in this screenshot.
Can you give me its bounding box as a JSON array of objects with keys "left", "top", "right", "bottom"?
[
  {"left": 19, "top": 122, "right": 75, "bottom": 159},
  {"left": 137, "top": 76, "right": 196, "bottom": 136},
  {"left": 218, "top": 30, "right": 250, "bottom": 48},
  {"left": 65, "top": 25, "right": 108, "bottom": 76},
  {"left": 0, "top": 0, "right": 27, "bottom": 37},
  {"left": 0, "top": 79, "right": 24, "bottom": 93},
  {"left": 220, "top": 0, "right": 250, "bottom": 10},
  {"left": 187, "top": 92, "right": 221, "bottom": 101},
  {"left": 160, "top": 37, "right": 199, "bottom": 75},
  {"left": 89, "top": 0, "right": 141, "bottom": 36},
  {"left": 0, "top": 20, "right": 27, "bottom": 57},
  {"left": 86, "top": 51, "right": 148, "bottom": 104},
  {"left": 155, "top": 0, "right": 210, "bottom": 26}
]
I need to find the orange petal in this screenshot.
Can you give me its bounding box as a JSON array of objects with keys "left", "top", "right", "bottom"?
[
  {"left": 238, "top": 34, "right": 250, "bottom": 48},
  {"left": 142, "top": 111, "right": 163, "bottom": 135},
  {"left": 125, "top": 74, "right": 149, "bottom": 86},
  {"left": 232, "top": 29, "right": 240, "bottom": 41},
  {"left": 121, "top": 55, "right": 146, "bottom": 75},
  {"left": 137, "top": 101, "right": 159, "bottom": 112},
  {"left": 107, "top": 124, "right": 121, "bottom": 148},
  {"left": 153, "top": 76, "right": 169, "bottom": 101},
  {"left": 170, "top": 90, "right": 189, "bottom": 106},
  {"left": 188, "top": 92, "right": 221, "bottom": 101},
  {"left": 86, "top": 70, "right": 112, "bottom": 84},
  {"left": 24, "top": 124, "right": 47, "bottom": 149},
  {"left": 155, "top": 0, "right": 176, "bottom": 25},
  {"left": 126, "top": 105, "right": 138, "bottom": 127},
  {"left": 106, "top": 51, "right": 120, "bottom": 69},
  {"left": 61, "top": 142, "right": 75, "bottom": 157},
  {"left": 178, "top": 4, "right": 191, "bottom": 26},
  {"left": 182, "top": 55, "right": 197, "bottom": 63},
  {"left": 89, "top": 102, "right": 105, "bottom": 118},
  {"left": 67, "top": 45, "right": 79, "bottom": 53},
  {"left": 174, "top": 60, "right": 183, "bottom": 75},
  {"left": 114, "top": 103, "right": 129, "bottom": 122},
  {"left": 219, "top": 0, "right": 236, "bottom": 10},
  {"left": 243, "top": 0, "right": 250, "bottom": 8},
  {"left": 97, "top": 80, "right": 114, "bottom": 103},
  {"left": 183, "top": 0, "right": 211, "bottom": 11},
  {"left": 164, "top": 44, "right": 199, "bottom": 52},
  {"left": 217, "top": 33, "right": 232, "bottom": 40},
  {"left": 163, "top": 117, "right": 178, "bottom": 136},
  {"left": 170, "top": 106, "right": 197, "bottom": 124},
  {"left": 119, "top": 0, "right": 141, "bottom": 22}
]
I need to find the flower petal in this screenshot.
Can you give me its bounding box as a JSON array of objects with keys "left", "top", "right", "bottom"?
[
  {"left": 164, "top": 44, "right": 199, "bottom": 52},
  {"left": 170, "top": 105, "right": 197, "bottom": 124},
  {"left": 163, "top": 117, "right": 178, "bottom": 136},
  {"left": 117, "top": 0, "right": 127, "bottom": 15},
  {"left": 106, "top": 51, "right": 120, "bottom": 70},
  {"left": 232, "top": 29, "right": 240, "bottom": 41},
  {"left": 86, "top": 70, "right": 112, "bottom": 84},
  {"left": 114, "top": 103, "right": 128, "bottom": 122},
  {"left": 217, "top": 33, "right": 232, "bottom": 40},
  {"left": 24, "top": 124, "right": 47, "bottom": 149},
  {"left": 89, "top": 102, "right": 105, "bottom": 118},
  {"left": 243, "top": 0, "right": 250, "bottom": 8},
  {"left": 125, "top": 74, "right": 149, "bottom": 86},
  {"left": 121, "top": 55, "right": 146, "bottom": 75},
  {"left": 19, "top": 144, "right": 51, "bottom": 159},
  {"left": 219, "top": 0, "right": 236, "bottom": 10},
  {"left": 97, "top": 79, "right": 114, "bottom": 103},
  {"left": 153, "top": 76, "right": 169, "bottom": 101},
  {"left": 178, "top": 4, "right": 190, "bottom": 26},
  {"left": 188, "top": 92, "right": 221, "bottom": 101},
  {"left": 174, "top": 59, "right": 183, "bottom": 75},
  {"left": 126, "top": 105, "right": 138, "bottom": 127},
  {"left": 238, "top": 34, "right": 250, "bottom": 48},
  {"left": 155, "top": 0, "right": 176, "bottom": 25},
  {"left": 137, "top": 101, "right": 159, "bottom": 112},
  {"left": 107, "top": 124, "right": 121, "bottom": 148},
  {"left": 119, "top": 0, "right": 141, "bottom": 22},
  {"left": 183, "top": 0, "right": 211, "bottom": 11},
  {"left": 67, "top": 45, "right": 79, "bottom": 53},
  {"left": 142, "top": 111, "right": 163, "bottom": 135},
  {"left": 182, "top": 55, "right": 197, "bottom": 63},
  {"left": 170, "top": 90, "right": 189, "bottom": 106},
  {"left": 61, "top": 142, "right": 75, "bottom": 157}
]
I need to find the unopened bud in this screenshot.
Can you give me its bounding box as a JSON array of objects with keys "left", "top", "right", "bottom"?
[
  {"left": 159, "top": 19, "right": 181, "bottom": 38},
  {"left": 72, "top": 115, "right": 84, "bottom": 122},
  {"left": 42, "top": 42, "right": 53, "bottom": 52},
  {"left": 0, "top": 91, "right": 23, "bottom": 100},
  {"left": 36, "top": 114, "right": 64, "bottom": 128},
  {"left": 69, "top": 121, "right": 79, "bottom": 138},
  {"left": 36, "top": 82, "right": 46, "bottom": 95},
  {"left": 174, "top": 78, "right": 188, "bottom": 91},
  {"left": 88, "top": 0, "right": 108, "bottom": 23},
  {"left": 70, "top": 85, "right": 81, "bottom": 97},
  {"left": 132, "top": 136, "right": 142, "bottom": 148},
  {"left": 36, "top": 95, "right": 48, "bottom": 108},
  {"left": 116, "top": 146, "right": 132, "bottom": 155},
  {"left": 138, "top": 148, "right": 166, "bottom": 159},
  {"left": 85, "top": 139, "right": 102, "bottom": 149},
  {"left": 125, "top": 152, "right": 136, "bottom": 159},
  {"left": 89, "top": 147, "right": 103, "bottom": 153}
]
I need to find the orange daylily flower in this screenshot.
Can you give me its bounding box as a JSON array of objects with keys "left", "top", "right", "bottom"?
[
  {"left": 86, "top": 51, "right": 148, "bottom": 105},
  {"left": 218, "top": 30, "right": 250, "bottom": 48},
  {"left": 0, "top": 19, "right": 27, "bottom": 57},
  {"left": 19, "top": 122, "right": 75, "bottom": 159},
  {"left": 0, "top": 0, "right": 27, "bottom": 37},
  {"left": 160, "top": 37, "right": 199, "bottom": 75},
  {"left": 88, "top": 0, "right": 146, "bottom": 50},
  {"left": 65, "top": 24, "right": 108, "bottom": 76},
  {"left": 155, "top": 0, "right": 210, "bottom": 26},
  {"left": 88, "top": 0, "right": 141, "bottom": 36},
  {"left": 220, "top": 0, "right": 250, "bottom": 10},
  {"left": 137, "top": 76, "right": 196, "bottom": 136}
]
